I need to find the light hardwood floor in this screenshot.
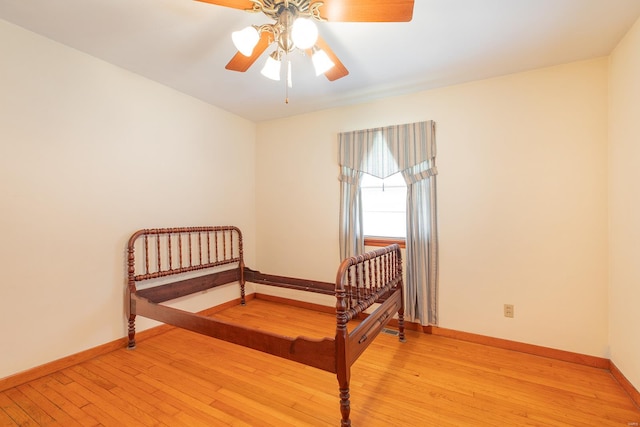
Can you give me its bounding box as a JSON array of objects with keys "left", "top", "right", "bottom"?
[{"left": 1, "top": 299, "right": 639, "bottom": 426}]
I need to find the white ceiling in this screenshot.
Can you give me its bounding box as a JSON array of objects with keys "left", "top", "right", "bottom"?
[{"left": 2, "top": 0, "right": 640, "bottom": 122}]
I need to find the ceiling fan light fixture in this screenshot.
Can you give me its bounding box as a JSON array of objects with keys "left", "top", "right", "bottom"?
[
  {"left": 261, "top": 51, "right": 281, "bottom": 81},
  {"left": 291, "top": 18, "right": 318, "bottom": 50},
  {"left": 311, "top": 47, "right": 335, "bottom": 76},
  {"left": 232, "top": 26, "right": 260, "bottom": 57}
]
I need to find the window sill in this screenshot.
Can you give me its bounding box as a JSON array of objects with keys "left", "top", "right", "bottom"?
[{"left": 364, "top": 236, "right": 406, "bottom": 249}]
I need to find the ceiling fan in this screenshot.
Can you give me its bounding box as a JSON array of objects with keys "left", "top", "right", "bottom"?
[{"left": 196, "top": 0, "right": 415, "bottom": 84}]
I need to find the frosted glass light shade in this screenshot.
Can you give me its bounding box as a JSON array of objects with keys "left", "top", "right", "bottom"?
[
  {"left": 312, "top": 48, "right": 335, "bottom": 75},
  {"left": 291, "top": 18, "right": 318, "bottom": 50},
  {"left": 261, "top": 52, "right": 281, "bottom": 81},
  {"left": 232, "top": 26, "right": 259, "bottom": 56}
]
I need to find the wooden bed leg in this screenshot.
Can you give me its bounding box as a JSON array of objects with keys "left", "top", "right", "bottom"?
[
  {"left": 127, "top": 314, "right": 136, "bottom": 349},
  {"left": 339, "top": 385, "right": 351, "bottom": 426},
  {"left": 398, "top": 307, "right": 407, "bottom": 343},
  {"left": 240, "top": 260, "right": 246, "bottom": 305},
  {"left": 337, "top": 365, "right": 352, "bottom": 427}
]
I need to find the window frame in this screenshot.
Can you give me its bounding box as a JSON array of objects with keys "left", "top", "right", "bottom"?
[{"left": 364, "top": 236, "right": 406, "bottom": 249}]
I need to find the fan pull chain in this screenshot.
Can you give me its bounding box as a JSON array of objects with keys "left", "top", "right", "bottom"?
[{"left": 285, "top": 53, "right": 291, "bottom": 104}]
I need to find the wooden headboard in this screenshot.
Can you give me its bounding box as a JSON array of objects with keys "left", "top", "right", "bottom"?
[{"left": 126, "top": 226, "right": 245, "bottom": 303}]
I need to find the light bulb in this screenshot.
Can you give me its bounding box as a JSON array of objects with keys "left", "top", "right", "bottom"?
[
  {"left": 232, "top": 26, "right": 259, "bottom": 57},
  {"left": 312, "top": 48, "right": 335, "bottom": 76},
  {"left": 261, "top": 52, "right": 281, "bottom": 81},
  {"left": 291, "top": 18, "right": 318, "bottom": 50}
]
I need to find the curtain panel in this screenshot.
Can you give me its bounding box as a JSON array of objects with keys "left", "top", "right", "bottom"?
[{"left": 337, "top": 120, "right": 438, "bottom": 325}]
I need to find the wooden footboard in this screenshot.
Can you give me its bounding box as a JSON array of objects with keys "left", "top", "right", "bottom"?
[{"left": 335, "top": 244, "right": 405, "bottom": 426}]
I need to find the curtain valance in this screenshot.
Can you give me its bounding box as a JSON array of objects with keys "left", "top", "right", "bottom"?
[{"left": 338, "top": 120, "right": 436, "bottom": 179}]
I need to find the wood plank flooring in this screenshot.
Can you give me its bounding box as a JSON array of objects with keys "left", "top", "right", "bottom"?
[{"left": 1, "top": 299, "right": 639, "bottom": 426}]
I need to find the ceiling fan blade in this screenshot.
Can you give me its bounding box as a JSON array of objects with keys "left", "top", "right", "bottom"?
[
  {"left": 312, "top": 0, "right": 414, "bottom": 22},
  {"left": 225, "top": 31, "right": 273, "bottom": 72},
  {"left": 312, "top": 36, "right": 349, "bottom": 81},
  {"left": 194, "top": 0, "right": 255, "bottom": 10}
]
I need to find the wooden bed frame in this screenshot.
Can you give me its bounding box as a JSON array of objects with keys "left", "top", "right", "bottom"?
[{"left": 126, "top": 226, "right": 406, "bottom": 426}]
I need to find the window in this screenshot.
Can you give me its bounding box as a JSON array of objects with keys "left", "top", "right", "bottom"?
[
  {"left": 361, "top": 172, "right": 406, "bottom": 245},
  {"left": 338, "top": 120, "right": 438, "bottom": 325}
]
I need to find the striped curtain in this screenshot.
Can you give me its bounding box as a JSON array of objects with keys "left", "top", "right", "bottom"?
[{"left": 338, "top": 121, "right": 438, "bottom": 325}]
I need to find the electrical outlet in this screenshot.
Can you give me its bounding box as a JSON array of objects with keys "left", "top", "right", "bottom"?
[{"left": 504, "top": 304, "right": 514, "bottom": 318}]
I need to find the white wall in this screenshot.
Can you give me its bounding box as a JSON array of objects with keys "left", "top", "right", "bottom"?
[
  {"left": 0, "top": 20, "right": 256, "bottom": 379},
  {"left": 609, "top": 16, "right": 640, "bottom": 391},
  {"left": 256, "top": 58, "right": 609, "bottom": 358}
]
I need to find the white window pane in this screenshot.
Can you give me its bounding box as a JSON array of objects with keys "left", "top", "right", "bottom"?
[
  {"left": 361, "top": 172, "right": 406, "bottom": 238},
  {"left": 364, "top": 211, "right": 406, "bottom": 237}
]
